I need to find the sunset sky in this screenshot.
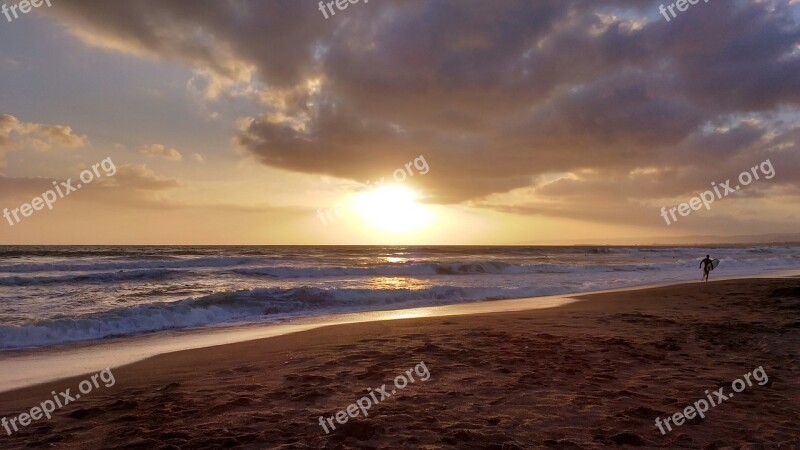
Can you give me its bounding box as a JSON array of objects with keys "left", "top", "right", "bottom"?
[{"left": 1, "top": 0, "right": 798, "bottom": 245}]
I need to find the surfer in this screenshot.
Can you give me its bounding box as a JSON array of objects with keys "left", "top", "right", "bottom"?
[{"left": 700, "top": 255, "right": 713, "bottom": 282}]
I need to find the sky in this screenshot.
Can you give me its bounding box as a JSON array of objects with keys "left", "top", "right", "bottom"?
[{"left": 0, "top": 0, "right": 798, "bottom": 245}]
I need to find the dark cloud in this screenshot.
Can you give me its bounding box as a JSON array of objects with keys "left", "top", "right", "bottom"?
[{"left": 51, "top": 0, "right": 800, "bottom": 212}]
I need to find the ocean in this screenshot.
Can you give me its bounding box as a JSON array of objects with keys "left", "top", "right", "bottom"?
[{"left": 1, "top": 245, "right": 798, "bottom": 350}]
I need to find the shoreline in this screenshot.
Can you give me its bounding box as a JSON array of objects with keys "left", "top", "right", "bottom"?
[
  {"left": 0, "top": 276, "right": 797, "bottom": 448},
  {"left": 2, "top": 269, "right": 799, "bottom": 393}
]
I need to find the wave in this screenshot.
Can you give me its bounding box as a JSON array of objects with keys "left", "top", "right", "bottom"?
[
  {"left": 2, "top": 256, "right": 794, "bottom": 286},
  {"left": 232, "top": 261, "right": 661, "bottom": 278},
  {"left": 747, "top": 248, "right": 774, "bottom": 253},
  {"left": 232, "top": 262, "right": 519, "bottom": 278},
  {"left": 0, "top": 256, "right": 268, "bottom": 274},
  {"left": 0, "top": 269, "right": 180, "bottom": 286},
  {"left": 0, "top": 285, "right": 564, "bottom": 349}
]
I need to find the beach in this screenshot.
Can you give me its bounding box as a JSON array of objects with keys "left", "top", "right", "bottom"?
[
  {"left": 3, "top": 0, "right": 799, "bottom": 448},
  {"left": 1, "top": 277, "right": 798, "bottom": 449}
]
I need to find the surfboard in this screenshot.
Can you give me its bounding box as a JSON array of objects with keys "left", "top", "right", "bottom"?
[{"left": 711, "top": 259, "right": 720, "bottom": 270}]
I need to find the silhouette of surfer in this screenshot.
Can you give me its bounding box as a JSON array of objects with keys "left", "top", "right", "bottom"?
[{"left": 700, "top": 255, "right": 713, "bottom": 282}]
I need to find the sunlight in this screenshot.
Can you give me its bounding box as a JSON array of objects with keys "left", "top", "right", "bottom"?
[{"left": 350, "top": 185, "right": 433, "bottom": 233}]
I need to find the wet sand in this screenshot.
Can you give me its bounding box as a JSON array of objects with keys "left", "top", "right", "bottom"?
[{"left": 1, "top": 278, "right": 799, "bottom": 449}]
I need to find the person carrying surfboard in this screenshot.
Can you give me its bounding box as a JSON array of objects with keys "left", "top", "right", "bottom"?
[{"left": 700, "top": 255, "right": 714, "bottom": 281}]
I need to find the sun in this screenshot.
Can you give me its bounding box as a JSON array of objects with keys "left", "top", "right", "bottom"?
[{"left": 350, "top": 185, "right": 433, "bottom": 233}]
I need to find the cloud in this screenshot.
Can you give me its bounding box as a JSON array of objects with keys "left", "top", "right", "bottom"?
[
  {"left": 0, "top": 162, "right": 184, "bottom": 216},
  {"left": 139, "top": 144, "right": 183, "bottom": 161},
  {"left": 0, "top": 114, "right": 88, "bottom": 166},
  {"left": 191, "top": 153, "right": 205, "bottom": 163},
  {"left": 49, "top": 0, "right": 800, "bottom": 223},
  {"left": 104, "top": 164, "right": 185, "bottom": 190}
]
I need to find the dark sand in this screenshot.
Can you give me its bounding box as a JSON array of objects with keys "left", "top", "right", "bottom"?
[{"left": 1, "top": 278, "right": 799, "bottom": 449}]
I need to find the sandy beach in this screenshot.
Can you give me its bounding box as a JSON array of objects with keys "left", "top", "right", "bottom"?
[
  {"left": 3, "top": 0, "right": 799, "bottom": 447},
  {"left": 1, "top": 277, "right": 798, "bottom": 449}
]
